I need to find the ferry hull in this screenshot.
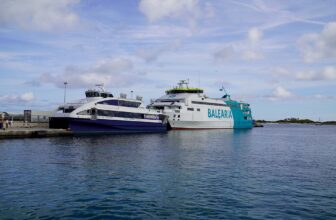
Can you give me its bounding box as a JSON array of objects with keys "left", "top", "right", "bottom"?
[
  {"left": 50, "top": 117, "right": 167, "bottom": 134},
  {"left": 168, "top": 120, "right": 253, "bottom": 129}
]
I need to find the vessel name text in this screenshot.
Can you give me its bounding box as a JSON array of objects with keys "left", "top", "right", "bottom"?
[{"left": 208, "top": 109, "right": 233, "bottom": 119}]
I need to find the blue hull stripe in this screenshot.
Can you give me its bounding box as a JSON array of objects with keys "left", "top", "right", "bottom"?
[{"left": 68, "top": 118, "right": 167, "bottom": 133}]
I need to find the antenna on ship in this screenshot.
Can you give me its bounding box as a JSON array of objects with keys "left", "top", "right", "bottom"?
[
  {"left": 63, "top": 81, "right": 68, "bottom": 104},
  {"left": 198, "top": 73, "right": 200, "bottom": 89},
  {"left": 220, "top": 85, "right": 230, "bottom": 99},
  {"left": 95, "top": 83, "right": 105, "bottom": 92}
]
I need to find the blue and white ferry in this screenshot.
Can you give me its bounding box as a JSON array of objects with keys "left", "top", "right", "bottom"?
[
  {"left": 49, "top": 85, "right": 168, "bottom": 133},
  {"left": 149, "top": 80, "right": 253, "bottom": 129}
]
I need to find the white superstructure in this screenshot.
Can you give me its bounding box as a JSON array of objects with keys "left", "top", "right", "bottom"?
[
  {"left": 149, "top": 80, "right": 253, "bottom": 129},
  {"left": 50, "top": 85, "right": 168, "bottom": 133}
]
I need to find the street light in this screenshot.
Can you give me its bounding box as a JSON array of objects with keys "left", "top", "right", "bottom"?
[{"left": 64, "top": 81, "right": 68, "bottom": 104}]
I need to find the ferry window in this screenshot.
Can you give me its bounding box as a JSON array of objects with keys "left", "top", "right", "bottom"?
[
  {"left": 187, "top": 108, "right": 194, "bottom": 111},
  {"left": 197, "top": 108, "right": 200, "bottom": 111},
  {"left": 64, "top": 108, "right": 75, "bottom": 113},
  {"left": 100, "top": 93, "right": 113, "bottom": 98},
  {"left": 98, "top": 100, "right": 118, "bottom": 106},
  {"left": 86, "top": 91, "right": 102, "bottom": 98},
  {"left": 178, "top": 115, "right": 180, "bottom": 118},
  {"left": 98, "top": 100, "right": 140, "bottom": 107},
  {"left": 118, "top": 100, "right": 141, "bottom": 108},
  {"left": 97, "top": 110, "right": 144, "bottom": 119},
  {"left": 191, "top": 101, "right": 227, "bottom": 107},
  {"left": 77, "top": 110, "right": 90, "bottom": 115}
]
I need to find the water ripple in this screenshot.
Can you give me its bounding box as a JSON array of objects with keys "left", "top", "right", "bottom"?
[{"left": 0, "top": 124, "right": 336, "bottom": 219}]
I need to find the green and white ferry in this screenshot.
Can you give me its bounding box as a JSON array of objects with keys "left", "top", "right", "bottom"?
[{"left": 149, "top": 80, "right": 253, "bottom": 129}]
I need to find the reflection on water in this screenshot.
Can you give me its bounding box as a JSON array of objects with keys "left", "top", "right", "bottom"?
[{"left": 0, "top": 124, "right": 335, "bottom": 219}]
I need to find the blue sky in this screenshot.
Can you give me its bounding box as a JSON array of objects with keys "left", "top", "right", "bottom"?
[{"left": 0, "top": 0, "right": 335, "bottom": 120}]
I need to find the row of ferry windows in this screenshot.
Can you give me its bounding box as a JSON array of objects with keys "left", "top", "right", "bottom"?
[
  {"left": 77, "top": 109, "right": 159, "bottom": 120},
  {"left": 98, "top": 110, "right": 144, "bottom": 119},
  {"left": 85, "top": 92, "right": 113, "bottom": 98},
  {"left": 187, "top": 108, "right": 200, "bottom": 111},
  {"left": 191, "top": 101, "right": 227, "bottom": 106},
  {"left": 158, "top": 101, "right": 227, "bottom": 107},
  {"left": 97, "top": 100, "right": 141, "bottom": 108}
]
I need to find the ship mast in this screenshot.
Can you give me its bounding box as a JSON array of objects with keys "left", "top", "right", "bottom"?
[{"left": 220, "top": 85, "right": 230, "bottom": 99}]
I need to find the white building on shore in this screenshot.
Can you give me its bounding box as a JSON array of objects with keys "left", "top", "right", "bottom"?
[{"left": 24, "top": 110, "right": 55, "bottom": 123}]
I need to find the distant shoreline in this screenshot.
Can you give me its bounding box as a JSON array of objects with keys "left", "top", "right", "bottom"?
[{"left": 256, "top": 118, "right": 336, "bottom": 125}]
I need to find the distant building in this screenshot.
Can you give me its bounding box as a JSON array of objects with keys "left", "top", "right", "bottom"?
[
  {"left": 24, "top": 110, "right": 54, "bottom": 123},
  {"left": 0, "top": 112, "right": 5, "bottom": 122},
  {"left": 0, "top": 112, "right": 22, "bottom": 121}
]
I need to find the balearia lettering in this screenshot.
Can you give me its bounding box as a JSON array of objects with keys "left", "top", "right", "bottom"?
[{"left": 208, "top": 109, "right": 232, "bottom": 119}]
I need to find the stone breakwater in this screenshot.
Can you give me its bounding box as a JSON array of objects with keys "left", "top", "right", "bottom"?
[{"left": 0, "top": 128, "right": 72, "bottom": 139}]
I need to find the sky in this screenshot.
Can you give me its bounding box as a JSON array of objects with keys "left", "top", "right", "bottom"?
[{"left": 0, "top": 0, "right": 335, "bottom": 121}]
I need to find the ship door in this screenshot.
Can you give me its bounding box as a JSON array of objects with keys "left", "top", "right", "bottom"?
[{"left": 91, "top": 108, "right": 97, "bottom": 120}]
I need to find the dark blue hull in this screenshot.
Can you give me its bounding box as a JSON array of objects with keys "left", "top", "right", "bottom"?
[{"left": 50, "top": 117, "right": 167, "bottom": 134}]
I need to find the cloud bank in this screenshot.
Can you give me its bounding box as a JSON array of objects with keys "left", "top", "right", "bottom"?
[
  {"left": 0, "top": 0, "right": 80, "bottom": 31},
  {"left": 272, "top": 66, "right": 336, "bottom": 81},
  {"left": 30, "top": 58, "right": 150, "bottom": 88},
  {"left": 214, "top": 27, "right": 264, "bottom": 62},
  {"left": 299, "top": 22, "right": 336, "bottom": 63},
  {"left": 139, "top": 0, "right": 198, "bottom": 22},
  {"left": 0, "top": 92, "right": 35, "bottom": 103}
]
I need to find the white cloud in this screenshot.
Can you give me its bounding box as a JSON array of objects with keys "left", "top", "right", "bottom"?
[
  {"left": 273, "top": 86, "right": 293, "bottom": 98},
  {"left": 20, "top": 92, "right": 35, "bottom": 102},
  {"left": 31, "top": 58, "right": 150, "bottom": 88},
  {"left": 313, "top": 94, "right": 335, "bottom": 100},
  {"left": 296, "top": 66, "right": 336, "bottom": 81},
  {"left": 139, "top": 0, "right": 198, "bottom": 22},
  {"left": 272, "top": 66, "right": 336, "bottom": 81},
  {"left": 0, "top": 92, "right": 35, "bottom": 103},
  {"left": 242, "top": 27, "right": 264, "bottom": 60},
  {"left": 213, "top": 27, "right": 264, "bottom": 62},
  {"left": 213, "top": 46, "right": 235, "bottom": 62},
  {"left": 242, "top": 50, "right": 263, "bottom": 60},
  {"left": 136, "top": 39, "right": 181, "bottom": 62},
  {"left": 127, "top": 25, "right": 192, "bottom": 39},
  {"left": 264, "top": 86, "right": 294, "bottom": 100},
  {"left": 248, "top": 27, "right": 263, "bottom": 45},
  {"left": 299, "top": 22, "right": 336, "bottom": 63},
  {"left": 0, "top": 0, "right": 80, "bottom": 31}
]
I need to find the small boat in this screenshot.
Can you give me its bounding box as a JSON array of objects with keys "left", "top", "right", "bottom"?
[{"left": 49, "top": 85, "right": 168, "bottom": 134}]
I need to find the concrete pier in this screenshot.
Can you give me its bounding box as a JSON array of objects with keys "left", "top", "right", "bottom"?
[{"left": 0, "top": 128, "right": 73, "bottom": 139}]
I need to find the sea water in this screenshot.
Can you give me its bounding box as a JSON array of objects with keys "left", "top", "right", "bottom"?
[{"left": 0, "top": 124, "right": 335, "bottom": 219}]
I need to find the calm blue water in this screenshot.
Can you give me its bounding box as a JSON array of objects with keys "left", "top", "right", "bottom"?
[{"left": 0, "top": 124, "right": 336, "bottom": 219}]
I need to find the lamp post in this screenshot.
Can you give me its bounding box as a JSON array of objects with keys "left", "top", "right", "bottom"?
[{"left": 64, "top": 81, "right": 68, "bottom": 104}]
